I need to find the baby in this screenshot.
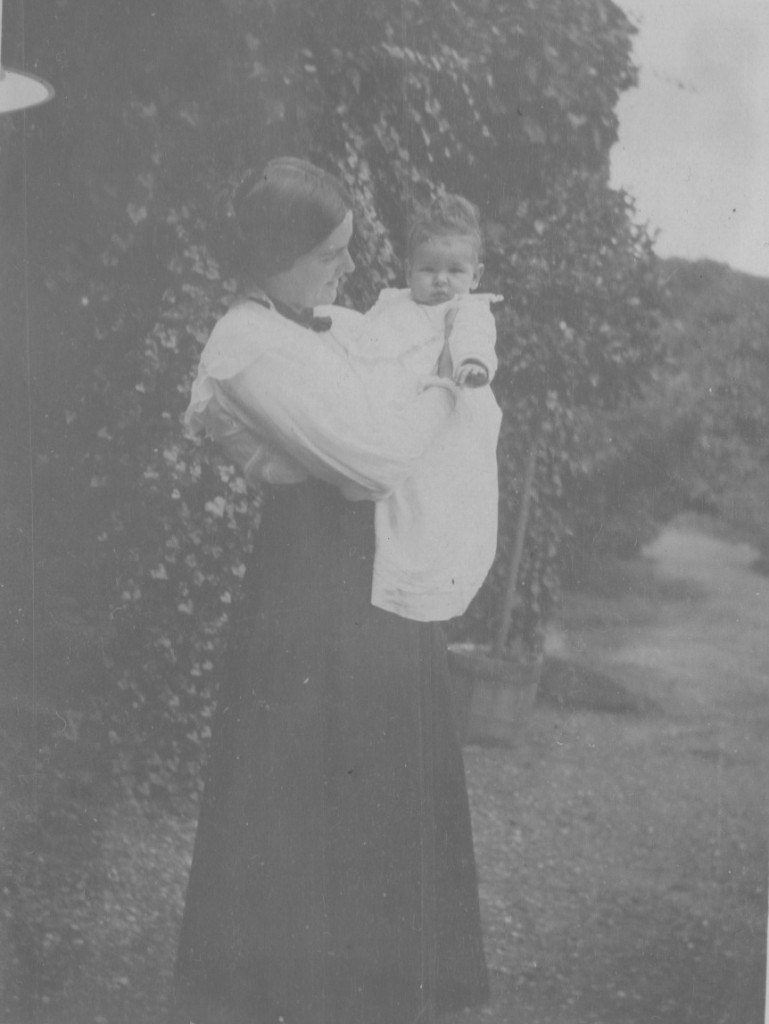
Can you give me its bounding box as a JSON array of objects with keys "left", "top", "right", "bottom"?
[
  {"left": 349, "top": 194, "right": 502, "bottom": 621},
  {"left": 354, "top": 194, "right": 500, "bottom": 396},
  {"left": 192, "top": 195, "right": 502, "bottom": 623}
]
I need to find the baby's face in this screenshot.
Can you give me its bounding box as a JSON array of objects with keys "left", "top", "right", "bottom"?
[{"left": 408, "top": 235, "right": 482, "bottom": 306}]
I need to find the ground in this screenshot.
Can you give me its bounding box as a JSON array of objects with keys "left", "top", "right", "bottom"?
[
  {"left": 1, "top": 514, "right": 767, "bottom": 1023},
  {"left": 448, "top": 515, "right": 768, "bottom": 1024}
]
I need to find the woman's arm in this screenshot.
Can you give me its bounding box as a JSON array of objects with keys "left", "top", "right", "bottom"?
[
  {"left": 201, "top": 399, "right": 309, "bottom": 487},
  {"left": 219, "top": 341, "right": 457, "bottom": 499}
]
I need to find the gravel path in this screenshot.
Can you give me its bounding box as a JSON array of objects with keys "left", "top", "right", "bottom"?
[
  {"left": 448, "top": 518, "right": 769, "bottom": 1024},
  {"left": 2, "top": 518, "right": 766, "bottom": 1023}
]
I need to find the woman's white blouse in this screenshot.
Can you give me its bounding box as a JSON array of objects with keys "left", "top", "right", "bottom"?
[{"left": 184, "top": 299, "right": 457, "bottom": 500}]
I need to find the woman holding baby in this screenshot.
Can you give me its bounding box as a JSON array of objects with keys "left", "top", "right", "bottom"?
[{"left": 172, "top": 157, "right": 499, "bottom": 1024}]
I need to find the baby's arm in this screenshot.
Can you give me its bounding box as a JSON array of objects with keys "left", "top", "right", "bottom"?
[
  {"left": 445, "top": 294, "right": 501, "bottom": 387},
  {"left": 441, "top": 307, "right": 483, "bottom": 385}
]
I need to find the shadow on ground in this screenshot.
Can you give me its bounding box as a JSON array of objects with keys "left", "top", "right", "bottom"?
[{"left": 538, "top": 656, "right": 661, "bottom": 716}]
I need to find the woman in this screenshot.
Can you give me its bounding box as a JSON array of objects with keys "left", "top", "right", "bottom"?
[{"left": 173, "top": 157, "right": 489, "bottom": 1024}]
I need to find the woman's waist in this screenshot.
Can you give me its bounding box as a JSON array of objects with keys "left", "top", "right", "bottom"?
[
  {"left": 259, "top": 479, "right": 375, "bottom": 555},
  {"left": 242, "top": 480, "right": 375, "bottom": 610}
]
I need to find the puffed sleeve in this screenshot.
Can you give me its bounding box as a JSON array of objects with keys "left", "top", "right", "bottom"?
[
  {"left": 188, "top": 302, "right": 458, "bottom": 500},
  {"left": 447, "top": 293, "right": 502, "bottom": 379}
]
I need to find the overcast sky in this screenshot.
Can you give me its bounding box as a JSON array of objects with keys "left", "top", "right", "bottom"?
[{"left": 610, "top": 0, "right": 769, "bottom": 278}]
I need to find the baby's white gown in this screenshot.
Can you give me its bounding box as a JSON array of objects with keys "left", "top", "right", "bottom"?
[{"left": 350, "top": 288, "right": 502, "bottom": 622}]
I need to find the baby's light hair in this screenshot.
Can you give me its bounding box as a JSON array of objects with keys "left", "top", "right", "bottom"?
[{"left": 407, "top": 194, "right": 483, "bottom": 261}]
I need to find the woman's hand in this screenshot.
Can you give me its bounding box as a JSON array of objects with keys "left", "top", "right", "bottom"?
[{"left": 204, "top": 402, "right": 307, "bottom": 486}]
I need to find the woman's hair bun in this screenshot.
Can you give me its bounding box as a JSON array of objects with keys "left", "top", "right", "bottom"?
[{"left": 212, "top": 157, "right": 353, "bottom": 286}]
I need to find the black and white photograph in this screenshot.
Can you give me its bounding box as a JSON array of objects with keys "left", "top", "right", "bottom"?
[{"left": 1, "top": 1, "right": 767, "bottom": 1022}]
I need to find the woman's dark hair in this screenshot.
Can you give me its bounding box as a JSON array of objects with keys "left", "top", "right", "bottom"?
[{"left": 221, "top": 157, "right": 353, "bottom": 283}]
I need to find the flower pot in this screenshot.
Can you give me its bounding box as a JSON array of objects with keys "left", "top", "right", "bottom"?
[{"left": 447, "top": 642, "right": 542, "bottom": 747}]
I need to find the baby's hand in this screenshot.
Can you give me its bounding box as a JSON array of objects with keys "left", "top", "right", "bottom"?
[{"left": 454, "top": 360, "right": 490, "bottom": 388}]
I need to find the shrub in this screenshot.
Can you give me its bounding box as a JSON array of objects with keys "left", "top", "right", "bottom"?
[{"left": 3, "top": 0, "right": 663, "bottom": 795}]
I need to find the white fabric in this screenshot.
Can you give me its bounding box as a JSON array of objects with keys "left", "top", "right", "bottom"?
[
  {"left": 183, "top": 298, "right": 457, "bottom": 504},
  {"left": 350, "top": 289, "right": 502, "bottom": 621},
  {"left": 184, "top": 293, "right": 500, "bottom": 622},
  {"left": 355, "top": 287, "right": 500, "bottom": 381}
]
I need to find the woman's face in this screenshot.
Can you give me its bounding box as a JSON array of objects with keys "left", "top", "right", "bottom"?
[{"left": 264, "top": 211, "right": 355, "bottom": 310}]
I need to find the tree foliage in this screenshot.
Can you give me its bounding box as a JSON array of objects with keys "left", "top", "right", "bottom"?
[
  {"left": 2, "top": 0, "right": 664, "bottom": 795},
  {"left": 660, "top": 260, "right": 769, "bottom": 479},
  {"left": 556, "top": 257, "right": 769, "bottom": 583}
]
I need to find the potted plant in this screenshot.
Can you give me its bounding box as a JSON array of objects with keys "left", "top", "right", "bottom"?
[{"left": 448, "top": 428, "right": 544, "bottom": 746}]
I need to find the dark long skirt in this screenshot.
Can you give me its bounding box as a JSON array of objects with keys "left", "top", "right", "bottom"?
[{"left": 172, "top": 481, "right": 488, "bottom": 1024}]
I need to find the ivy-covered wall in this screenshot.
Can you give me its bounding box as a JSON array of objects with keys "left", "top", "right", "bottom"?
[{"left": 1, "top": 0, "right": 664, "bottom": 796}]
